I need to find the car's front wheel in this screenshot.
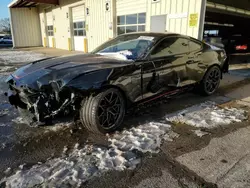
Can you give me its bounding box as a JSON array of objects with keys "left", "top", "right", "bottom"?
[
  {"left": 80, "top": 88, "right": 126, "bottom": 134},
  {"left": 199, "top": 66, "right": 221, "bottom": 96}
]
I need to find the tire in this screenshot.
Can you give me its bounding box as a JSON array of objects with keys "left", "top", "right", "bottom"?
[
  {"left": 80, "top": 88, "right": 126, "bottom": 134},
  {"left": 198, "top": 66, "right": 221, "bottom": 96}
]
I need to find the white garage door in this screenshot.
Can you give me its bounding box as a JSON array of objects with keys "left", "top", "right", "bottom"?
[
  {"left": 72, "top": 5, "right": 86, "bottom": 51},
  {"left": 45, "top": 9, "right": 54, "bottom": 48}
]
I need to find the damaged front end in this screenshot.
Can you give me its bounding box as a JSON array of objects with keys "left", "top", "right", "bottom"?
[{"left": 6, "top": 77, "right": 80, "bottom": 125}]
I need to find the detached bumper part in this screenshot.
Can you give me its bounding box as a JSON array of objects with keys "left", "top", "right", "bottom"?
[{"left": 6, "top": 89, "right": 27, "bottom": 109}]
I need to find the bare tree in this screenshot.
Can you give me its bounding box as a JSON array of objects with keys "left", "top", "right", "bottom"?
[{"left": 0, "top": 18, "right": 11, "bottom": 34}]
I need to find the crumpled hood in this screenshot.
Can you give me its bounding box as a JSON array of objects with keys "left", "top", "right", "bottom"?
[
  {"left": 13, "top": 54, "right": 130, "bottom": 78},
  {"left": 7, "top": 53, "right": 132, "bottom": 90}
]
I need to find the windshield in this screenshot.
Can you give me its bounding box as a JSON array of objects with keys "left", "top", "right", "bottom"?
[{"left": 92, "top": 34, "right": 157, "bottom": 60}]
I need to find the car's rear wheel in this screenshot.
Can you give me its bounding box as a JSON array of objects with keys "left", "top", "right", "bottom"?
[
  {"left": 80, "top": 88, "right": 126, "bottom": 134},
  {"left": 199, "top": 66, "right": 221, "bottom": 96}
]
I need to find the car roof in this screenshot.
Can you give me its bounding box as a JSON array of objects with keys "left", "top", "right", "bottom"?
[
  {"left": 118, "top": 32, "right": 199, "bottom": 43},
  {"left": 119, "top": 32, "right": 182, "bottom": 38}
]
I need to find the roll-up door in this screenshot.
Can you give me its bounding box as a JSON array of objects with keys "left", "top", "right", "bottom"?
[
  {"left": 72, "top": 5, "right": 86, "bottom": 51},
  {"left": 45, "top": 9, "right": 54, "bottom": 48}
]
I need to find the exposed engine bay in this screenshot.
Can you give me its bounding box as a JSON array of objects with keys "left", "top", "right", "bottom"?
[{"left": 6, "top": 80, "right": 81, "bottom": 125}]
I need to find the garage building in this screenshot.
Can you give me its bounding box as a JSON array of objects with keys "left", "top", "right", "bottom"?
[{"left": 8, "top": 0, "right": 250, "bottom": 52}]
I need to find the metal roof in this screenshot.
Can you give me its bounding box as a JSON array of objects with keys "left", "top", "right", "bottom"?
[
  {"left": 209, "top": 0, "right": 250, "bottom": 11},
  {"left": 9, "top": 0, "right": 59, "bottom": 8}
]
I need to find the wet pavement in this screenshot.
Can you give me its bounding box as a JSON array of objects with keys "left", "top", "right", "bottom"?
[{"left": 1, "top": 51, "right": 250, "bottom": 187}]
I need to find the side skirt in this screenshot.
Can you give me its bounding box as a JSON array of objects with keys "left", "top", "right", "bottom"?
[{"left": 135, "top": 85, "right": 195, "bottom": 106}]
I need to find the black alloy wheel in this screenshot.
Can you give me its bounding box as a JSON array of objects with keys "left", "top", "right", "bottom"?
[
  {"left": 80, "top": 88, "right": 125, "bottom": 134},
  {"left": 98, "top": 91, "right": 122, "bottom": 129},
  {"left": 199, "top": 66, "right": 221, "bottom": 96}
]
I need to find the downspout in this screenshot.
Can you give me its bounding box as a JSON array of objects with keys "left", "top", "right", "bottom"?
[{"left": 198, "top": 0, "right": 207, "bottom": 40}]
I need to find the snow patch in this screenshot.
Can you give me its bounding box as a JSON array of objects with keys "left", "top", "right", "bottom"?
[
  {"left": 0, "top": 66, "right": 13, "bottom": 73},
  {"left": 97, "top": 50, "right": 134, "bottom": 61},
  {"left": 0, "top": 143, "right": 6, "bottom": 150},
  {"left": 62, "top": 146, "right": 68, "bottom": 154},
  {"left": 44, "top": 121, "right": 72, "bottom": 131},
  {"left": 163, "top": 131, "right": 180, "bottom": 141},
  {"left": 98, "top": 52, "right": 130, "bottom": 60},
  {"left": 166, "top": 101, "right": 247, "bottom": 128},
  {"left": 110, "top": 122, "right": 173, "bottom": 153},
  {"left": 0, "top": 51, "right": 46, "bottom": 64},
  {"left": 0, "top": 109, "right": 9, "bottom": 117},
  {"left": 193, "top": 130, "right": 209, "bottom": 137},
  {"left": 1, "top": 122, "right": 176, "bottom": 187},
  {"left": 12, "top": 117, "right": 27, "bottom": 124},
  {"left": 4, "top": 168, "right": 11, "bottom": 175},
  {"left": 0, "top": 123, "right": 9, "bottom": 127}
]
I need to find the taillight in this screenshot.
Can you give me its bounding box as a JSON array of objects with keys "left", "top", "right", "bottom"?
[{"left": 236, "top": 45, "right": 248, "bottom": 50}]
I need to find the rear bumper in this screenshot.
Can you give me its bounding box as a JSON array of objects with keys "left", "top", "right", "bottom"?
[{"left": 222, "top": 58, "right": 229, "bottom": 73}]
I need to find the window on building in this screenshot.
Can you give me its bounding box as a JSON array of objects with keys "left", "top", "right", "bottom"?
[
  {"left": 151, "top": 37, "right": 189, "bottom": 58},
  {"left": 47, "top": 25, "right": 54, "bottom": 36},
  {"left": 73, "top": 21, "right": 86, "bottom": 36},
  {"left": 204, "top": 30, "right": 219, "bottom": 37},
  {"left": 117, "top": 13, "right": 146, "bottom": 35}
]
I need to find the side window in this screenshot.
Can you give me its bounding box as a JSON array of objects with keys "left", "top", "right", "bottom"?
[
  {"left": 151, "top": 37, "right": 189, "bottom": 58},
  {"left": 189, "top": 40, "right": 202, "bottom": 52}
]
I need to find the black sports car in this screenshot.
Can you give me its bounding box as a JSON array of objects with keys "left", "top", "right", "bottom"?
[{"left": 5, "top": 32, "right": 228, "bottom": 134}]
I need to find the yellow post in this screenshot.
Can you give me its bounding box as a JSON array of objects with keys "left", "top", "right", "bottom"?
[
  {"left": 52, "top": 38, "right": 55, "bottom": 48},
  {"left": 84, "top": 38, "right": 88, "bottom": 53},
  {"left": 43, "top": 37, "right": 47, "bottom": 47},
  {"left": 68, "top": 38, "right": 72, "bottom": 51}
]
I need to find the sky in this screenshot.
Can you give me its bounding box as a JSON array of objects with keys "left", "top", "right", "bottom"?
[{"left": 0, "top": 0, "right": 12, "bottom": 19}]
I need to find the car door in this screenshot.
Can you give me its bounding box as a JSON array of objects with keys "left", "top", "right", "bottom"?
[
  {"left": 139, "top": 36, "right": 190, "bottom": 100},
  {"left": 163, "top": 37, "right": 191, "bottom": 87},
  {"left": 184, "top": 39, "right": 204, "bottom": 84}
]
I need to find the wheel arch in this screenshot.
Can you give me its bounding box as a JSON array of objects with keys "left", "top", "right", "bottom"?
[
  {"left": 210, "top": 63, "right": 223, "bottom": 79},
  {"left": 202, "top": 63, "right": 223, "bottom": 81},
  {"left": 197, "top": 64, "right": 222, "bottom": 96},
  {"left": 100, "top": 84, "right": 132, "bottom": 109}
]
